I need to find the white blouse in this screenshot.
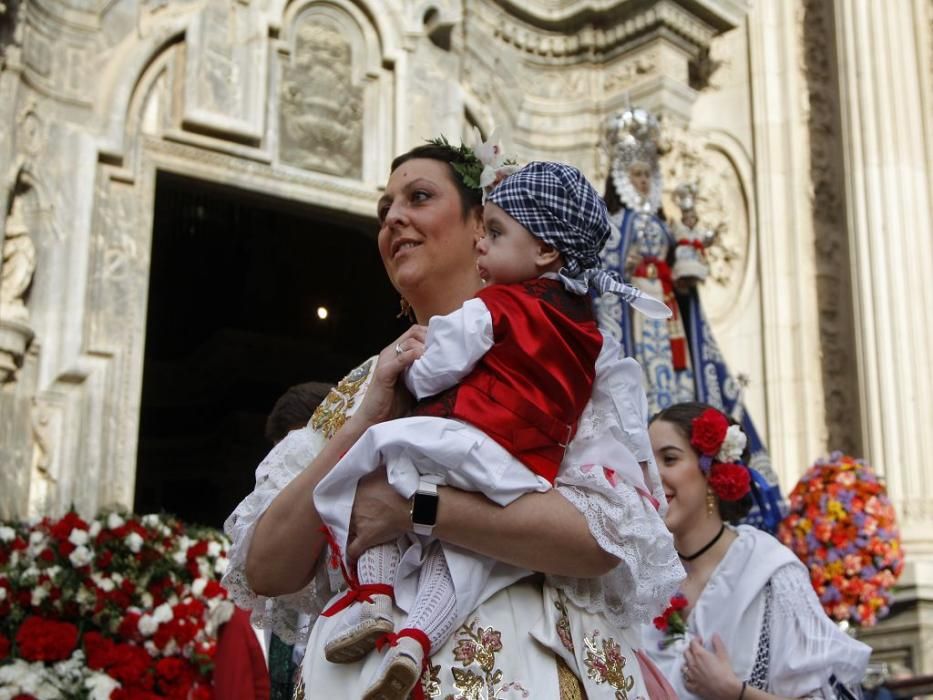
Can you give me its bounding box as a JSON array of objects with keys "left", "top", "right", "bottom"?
[{"left": 643, "top": 525, "right": 871, "bottom": 698}]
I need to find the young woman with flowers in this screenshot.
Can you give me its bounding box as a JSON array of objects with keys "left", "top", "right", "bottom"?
[{"left": 644, "top": 402, "right": 870, "bottom": 699}]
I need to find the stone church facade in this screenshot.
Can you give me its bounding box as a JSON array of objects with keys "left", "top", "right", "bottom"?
[{"left": 0, "top": 0, "right": 931, "bottom": 675}]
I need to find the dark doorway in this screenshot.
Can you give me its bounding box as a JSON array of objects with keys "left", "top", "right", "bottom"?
[{"left": 134, "top": 172, "right": 404, "bottom": 528}]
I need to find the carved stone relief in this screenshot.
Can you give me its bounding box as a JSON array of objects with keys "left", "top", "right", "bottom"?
[
  {"left": 184, "top": 0, "right": 266, "bottom": 140},
  {"left": 0, "top": 189, "right": 36, "bottom": 384},
  {"left": 800, "top": 0, "right": 861, "bottom": 456},
  {"left": 604, "top": 52, "right": 657, "bottom": 95},
  {"left": 279, "top": 17, "right": 363, "bottom": 178}
]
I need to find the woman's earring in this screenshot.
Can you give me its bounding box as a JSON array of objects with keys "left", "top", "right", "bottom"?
[
  {"left": 397, "top": 296, "right": 415, "bottom": 322},
  {"left": 706, "top": 489, "right": 717, "bottom": 517}
]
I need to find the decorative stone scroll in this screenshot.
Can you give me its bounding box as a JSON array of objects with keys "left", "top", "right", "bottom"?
[{"left": 278, "top": 17, "right": 363, "bottom": 178}]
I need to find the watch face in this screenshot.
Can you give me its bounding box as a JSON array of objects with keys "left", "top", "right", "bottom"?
[{"left": 411, "top": 491, "right": 438, "bottom": 526}]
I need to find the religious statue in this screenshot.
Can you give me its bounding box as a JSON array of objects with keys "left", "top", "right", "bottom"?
[
  {"left": 1, "top": 195, "right": 36, "bottom": 325},
  {"left": 0, "top": 195, "right": 36, "bottom": 383},
  {"left": 597, "top": 107, "right": 784, "bottom": 532}
]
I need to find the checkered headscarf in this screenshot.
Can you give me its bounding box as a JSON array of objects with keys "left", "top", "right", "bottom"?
[{"left": 488, "top": 161, "right": 670, "bottom": 319}]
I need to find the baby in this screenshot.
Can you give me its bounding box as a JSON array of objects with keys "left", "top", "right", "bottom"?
[{"left": 314, "top": 160, "right": 670, "bottom": 700}]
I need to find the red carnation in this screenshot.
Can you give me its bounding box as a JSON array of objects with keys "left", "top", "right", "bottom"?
[
  {"left": 0, "top": 633, "right": 10, "bottom": 660},
  {"left": 709, "top": 462, "right": 751, "bottom": 501},
  {"left": 690, "top": 409, "right": 729, "bottom": 456},
  {"left": 15, "top": 616, "right": 79, "bottom": 662}
]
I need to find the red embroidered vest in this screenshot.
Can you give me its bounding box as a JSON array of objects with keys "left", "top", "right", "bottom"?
[{"left": 412, "top": 278, "right": 602, "bottom": 484}]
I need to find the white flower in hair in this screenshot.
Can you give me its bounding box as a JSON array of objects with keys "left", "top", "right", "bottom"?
[
  {"left": 469, "top": 126, "right": 518, "bottom": 192},
  {"left": 717, "top": 424, "right": 747, "bottom": 463}
]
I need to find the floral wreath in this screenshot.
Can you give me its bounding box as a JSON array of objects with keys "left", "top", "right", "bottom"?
[
  {"left": 429, "top": 128, "right": 518, "bottom": 201},
  {"left": 690, "top": 408, "right": 751, "bottom": 501}
]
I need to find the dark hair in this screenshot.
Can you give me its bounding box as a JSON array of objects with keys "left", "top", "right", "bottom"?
[
  {"left": 390, "top": 143, "right": 484, "bottom": 219},
  {"left": 265, "top": 381, "right": 334, "bottom": 445},
  {"left": 650, "top": 401, "right": 753, "bottom": 524}
]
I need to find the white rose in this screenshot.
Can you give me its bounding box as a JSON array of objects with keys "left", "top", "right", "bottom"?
[
  {"left": 214, "top": 557, "right": 229, "bottom": 576},
  {"left": 107, "top": 513, "right": 125, "bottom": 530},
  {"left": 172, "top": 550, "right": 187, "bottom": 565},
  {"left": 89, "top": 521, "right": 102, "bottom": 538},
  {"left": 45, "top": 565, "right": 61, "bottom": 579},
  {"left": 69, "top": 545, "right": 93, "bottom": 568},
  {"left": 138, "top": 614, "right": 158, "bottom": 636},
  {"left": 97, "top": 577, "right": 115, "bottom": 593},
  {"left": 85, "top": 671, "right": 120, "bottom": 700},
  {"left": 29, "top": 531, "right": 44, "bottom": 546},
  {"left": 191, "top": 578, "right": 207, "bottom": 597},
  {"left": 716, "top": 425, "right": 748, "bottom": 463},
  {"left": 141, "top": 592, "right": 154, "bottom": 609},
  {"left": 111, "top": 572, "right": 124, "bottom": 585},
  {"left": 153, "top": 602, "right": 174, "bottom": 623},
  {"left": 207, "top": 541, "right": 222, "bottom": 558},
  {"left": 125, "top": 532, "right": 144, "bottom": 553},
  {"left": 0, "top": 526, "right": 15, "bottom": 542},
  {"left": 141, "top": 514, "right": 161, "bottom": 528},
  {"left": 144, "top": 641, "right": 158, "bottom": 656},
  {"left": 31, "top": 586, "right": 49, "bottom": 606},
  {"left": 68, "top": 529, "right": 89, "bottom": 546}
]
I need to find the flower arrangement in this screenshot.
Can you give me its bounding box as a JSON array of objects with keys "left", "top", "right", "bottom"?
[
  {"left": 0, "top": 509, "right": 233, "bottom": 698},
  {"left": 777, "top": 453, "right": 904, "bottom": 627},
  {"left": 652, "top": 593, "right": 688, "bottom": 648},
  {"left": 690, "top": 408, "right": 751, "bottom": 501}
]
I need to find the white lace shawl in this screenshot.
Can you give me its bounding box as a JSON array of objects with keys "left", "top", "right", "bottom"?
[{"left": 223, "top": 342, "right": 684, "bottom": 643}]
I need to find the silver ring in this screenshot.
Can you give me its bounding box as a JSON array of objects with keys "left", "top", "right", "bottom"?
[{"left": 395, "top": 343, "right": 404, "bottom": 356}]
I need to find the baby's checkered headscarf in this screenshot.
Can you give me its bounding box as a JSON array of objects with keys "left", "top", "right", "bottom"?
[{"left": 487, "top": 161, "right": 670, "bottom": 319}]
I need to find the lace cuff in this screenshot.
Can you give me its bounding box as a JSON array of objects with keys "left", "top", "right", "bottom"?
[
  {"left": 550, "top": 471, "right": 683, "bottom": 629},
  {"left": 767, "top": 563, "right": 871, "bottom": 696},
  {"left": 222, "top": 428, "right": 338, "bottom": 644}
]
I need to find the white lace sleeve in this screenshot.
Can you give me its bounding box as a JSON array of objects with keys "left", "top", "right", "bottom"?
[
  {"left": 767, "top": 563, "right": 871, "bottom": 697},
  {"left": 222, "top": 359, "right": 376, "bottom": 644},
  {"left": 551, "top": 469, "right": 683, "bottom": 629}
]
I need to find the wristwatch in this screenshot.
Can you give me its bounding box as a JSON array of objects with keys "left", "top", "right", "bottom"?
[{"left": 410, "top": 479, "right": 439, "bottom": 536}]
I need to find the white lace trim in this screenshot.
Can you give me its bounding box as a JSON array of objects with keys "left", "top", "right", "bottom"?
[
  {"left": 767, "top": 563, "right": 871, "bottom": 695},
  {"left": 551, "top": 470, "right": 684, "bottom": 629}
]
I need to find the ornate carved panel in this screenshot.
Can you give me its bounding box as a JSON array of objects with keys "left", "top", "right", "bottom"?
[
  {"left": 184, "top": 0, "right": 267, "bottom": 142},
  {"left": 278, "top": 16, "right": 363, "bottom": 178}
]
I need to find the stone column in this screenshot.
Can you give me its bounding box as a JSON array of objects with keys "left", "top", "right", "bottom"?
[
  {"left": 746, "top": 0, "right": 828, "bottom": 489},
  {"left": 833, "top": 0, "right": 933, "bottom": 556}
]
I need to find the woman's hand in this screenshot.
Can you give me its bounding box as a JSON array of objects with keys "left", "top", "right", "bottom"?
[
  {"left": 346, "top": 467, "right": 411, "bottom": 561},
  {"left": 682, "top": 634, "right": 743, "bottom": 700},
  {"left": 352, "top": 325, "right": 427, "bottom": 427}
]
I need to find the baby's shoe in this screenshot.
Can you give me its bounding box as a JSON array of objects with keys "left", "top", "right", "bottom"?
[
  {"left": 361, "top": 634, "right": 426, "bottom": 700},
  {"left": 324, "top": 592, "right": 394, "bottom": 663}
]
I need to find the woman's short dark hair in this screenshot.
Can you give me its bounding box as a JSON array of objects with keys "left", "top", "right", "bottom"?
[
  {"left": 391, "top": 143, "right": 483, "bottom": 219},
  {"left": 265, "top": 381, "right": 334, "bottom": 445},
  {"left": 651, "top": 401, "right": 753, "bottom": 524}
]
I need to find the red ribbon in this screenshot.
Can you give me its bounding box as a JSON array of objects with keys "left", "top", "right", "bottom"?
[
  {"left": 320, "top": 582, "right": 395, "bottom": 617},
  {"left": 677, "top": 238, "right": 706, "bottom": 251},
  {"left": 375, "top": 628, "right": 432, "bottom": 700}
]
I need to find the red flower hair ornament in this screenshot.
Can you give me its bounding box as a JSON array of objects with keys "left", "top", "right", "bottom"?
[{"left": 690, "top": 408, "right": 751, "bottom": 501}]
